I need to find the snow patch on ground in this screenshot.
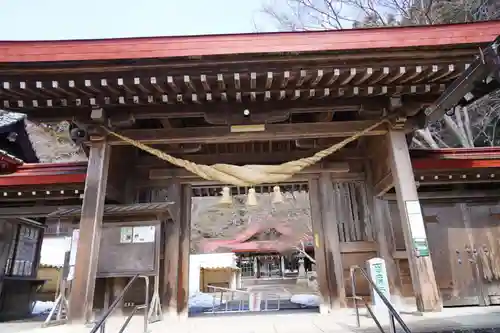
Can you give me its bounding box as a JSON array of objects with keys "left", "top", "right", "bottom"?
[
  {"left": 188, "top": 292, "right": 226, "bottom": 308},
  {"left": 32, "top": 301, "right": 55, "bottom": 315},
  {"left": 290, "top": 294, "right": 321, "bottom": 307}
]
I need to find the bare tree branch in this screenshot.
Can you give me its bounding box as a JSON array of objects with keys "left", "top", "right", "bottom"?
[
  {"left": 294, "top": 241, "right": 317, "bottom": 264},
  {"left": 260, "top": 0, "right": 500, "bottom": 150}
]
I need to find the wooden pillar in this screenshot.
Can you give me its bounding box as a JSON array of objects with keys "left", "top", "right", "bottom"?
[
  {"left": 177, "top": 184, "right": 192, "bottom": 317},
  {"left": 163, "top": 182, "right": 180, "bottom": 316},
  {"left": 308, "top": 174, "right": 346, "bottom": 313},
  {"left": 365, "top": 160, "right": 404, "bottom": 304},
  {"left": 112, "top": 277, "right": 127, "bottom": 316},
  {"left": 320, "top": 173, "right": 347, "bottom": 308},
  {"left": 309, "top": 176, "right": 331, "bottom": 313},
  {"left": 387, "top": 130, "right": 442, "bottom": 312},
  {"left": 69, "top": 139, "right": 110, "bottom": 323},
  {"left": 280, "top": 256, "right": 286, "bottom": 278},
  {"left": 372, "top": 198, "right": 404, "bottom": 304}
]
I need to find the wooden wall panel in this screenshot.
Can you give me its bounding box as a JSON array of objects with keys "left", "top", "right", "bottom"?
[
  {"left": 467, "top": 202, "right": 500, "bottom": 304},
  {"left": 333, "top": 179, "right": 378, "bottom": 300},
  {"left": 342, "top": 252, "right": 377, "bottom": 297},
  {"left": 387, "top": 200, "right": 500, "bottom": 306}
]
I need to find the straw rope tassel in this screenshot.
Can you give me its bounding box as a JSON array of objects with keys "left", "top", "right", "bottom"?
[{"left": 102, "top": 118, "right": 389, "bottom": 186}]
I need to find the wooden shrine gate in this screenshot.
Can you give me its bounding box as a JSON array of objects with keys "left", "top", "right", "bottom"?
[{"left": 0, "top": 21, "right": 499, "bottom": 323}]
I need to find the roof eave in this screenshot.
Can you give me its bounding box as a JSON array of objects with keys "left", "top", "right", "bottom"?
[{"left": 1, "top": 21, "right": 499, "bottom": 63}]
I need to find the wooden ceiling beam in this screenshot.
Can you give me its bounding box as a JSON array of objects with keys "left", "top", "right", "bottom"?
[
  {"left": 107, "top": 120, "right": 387, "bottom": 145},
  {"left": 383, "top": 189, "right": 500, "bottom": 201},
  {"left": 135, "top": 149, "right": 361, "bottom": 167},
  {"left": 148, "top": 162, "right": 353, "bottom": 181},
  {"left": 21, "top": 96, "right": 386, "bottom": 122}
]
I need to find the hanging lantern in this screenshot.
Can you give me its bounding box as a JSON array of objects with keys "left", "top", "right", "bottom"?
[
  {"left": 271, "top": 185, "right": 284, "bottom": 204},
  {"left": 246, "top": 188, "right": 258, "bottom": 206},
  {"left": 218, "top": 186, "right": 233, "bottom": 206}
]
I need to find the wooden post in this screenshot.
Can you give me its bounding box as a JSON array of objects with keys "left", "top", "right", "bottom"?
[
  {"left": 387, "top": 130, "right": 442, "bottom": 312},
  {"left": 372, "top": 198, "right": 405, "bottom": 305},
  {"left": 163, "top": 182, "right": 180, "bottom": 316},
  {"left": 365, "top": 160, "right": 404, "bottom": 305},
  {"left": 308, "top": 174, "right": 346, "bottom": 312},
  {"left": 177, "top": 184, "right": 192, "bottom": 317},
  {"left": 320, "top": 173, "right": 347, "bottom": 308},
  {"left": 112, "top": 277, "right": 127, "bottom": 316},
  {"left": 308, "top": 176, "right": 332, "bottom": 313},
  {"left": 69, "top": 139, "right": 110, "bottom": 323}
]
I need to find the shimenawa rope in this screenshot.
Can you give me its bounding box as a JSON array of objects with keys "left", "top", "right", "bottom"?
[{"left": 102, "top": 118, "right": 389, "bottom": 186}]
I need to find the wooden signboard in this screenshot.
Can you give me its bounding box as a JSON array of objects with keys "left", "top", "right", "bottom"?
[{"left": 96, "top": 220, "right": 161, "bottom": 278}]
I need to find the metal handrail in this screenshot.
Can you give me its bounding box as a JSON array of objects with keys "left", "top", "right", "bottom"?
[
  {"left": 118, "top": 305, "right": 146, "bottom": 333},
  {"left": 206, "top": 284, "right": 282, "bottom": 313},
  {"left": 350, "top": 265, "right": 411, "bottom": 333},
  {"left": 90, "top": 274, "right": 149, "bottom": 333},
  {"left": 206, "top": 285, "right": 251, "bottom": 294}
]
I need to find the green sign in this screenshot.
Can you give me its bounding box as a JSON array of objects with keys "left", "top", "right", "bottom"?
[
  {"left": 372, "top": 263, "right": 388, "bottom": 294},
  {"left": 413, "top": 238, "right": 430, "bottom": 257}
]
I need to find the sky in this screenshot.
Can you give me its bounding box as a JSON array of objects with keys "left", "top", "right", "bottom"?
[{"left": 0, "top": 0, "right": 275, "bottom": 40}]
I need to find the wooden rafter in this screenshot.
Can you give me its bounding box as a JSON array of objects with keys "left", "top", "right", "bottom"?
[{"left": 1, "top": 73, "right": 450, "bottom": 114}]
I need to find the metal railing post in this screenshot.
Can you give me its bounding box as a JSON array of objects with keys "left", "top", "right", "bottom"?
[
  {"left": 90, "top": 274, "right": 150, "bottom": 333},
  {"left": 350, "top": 265, "right": 412, "bottom": 333},
  {"left": 350, "top": 266, "right": 360, "bottom": 328},
  {"left": 141, "top": 275, "right": 149, "bottom": 333}
]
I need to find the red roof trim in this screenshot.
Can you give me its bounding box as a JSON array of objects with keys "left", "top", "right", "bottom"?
[
  {"left": 411, "top": 147, "right": 500, "bottom": 160},
  {"left": 0, "top": 21, "right": 498, "bottom": 63},
  {"left": 0, "top": 162, "right": 87, "bottom": 186},
  {"left": 412, "top": 158, "right": 500, "bottom": 170},
  {"left": 0, "top": 173, "right": 86, "bottom": 186}
]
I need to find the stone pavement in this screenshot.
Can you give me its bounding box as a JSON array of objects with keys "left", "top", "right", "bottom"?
[{"left": 2, "top": 306, "right": 500, "bottom": 333}]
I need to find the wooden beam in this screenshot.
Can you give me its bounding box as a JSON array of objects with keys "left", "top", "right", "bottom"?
[
  {"left": 0, "top": 206, "right": 59, "bottom": 218},
  {"left": 163, "top": 182, "right": 181, "bottom": 317},
  {"left": 384, "top": 189, "right": 500, "bottom": 201},
  {"left": 22, "top": 94, "right": 438, "bottom": 123},
  {"left": 373, "top": 172, "right": 394, "bottom": 198},
  {"left": 108, "top": 121, "right": 387, "bottom": 145},
  {"left": 69, "top": 139, "right": 111, "bottom": 323},
  {"left": 177, "top": 184, "right": 191, "bottom": 317},
  {"left": 137, "top": 150, "right": 361, "bottom": 168},
  {"left": 367, "top": 136, "right": 394, "bottom": 197},
  {"left": 321, "top": 173, "right": 347, "bottom": 308},
  {"left": 387, "top": 130, "right": 442, "bottom": 312},
  {"left": 149, "top": 162, "right": 350, "bottom": 181},
  {"left": 339, "top": 241, "right": 378, "bottom": 253},
  {"left": 372, "top": 198, "right": 405, "bottom": 304},
  {"left": 365, "top": 159, "right": 404, "bottom": 301},
  {"left": 308, "top": 176, "right": 333, "bottom": 313},
  {"left": 138, "top": 172, "right": 364, "bottom": 188}
]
